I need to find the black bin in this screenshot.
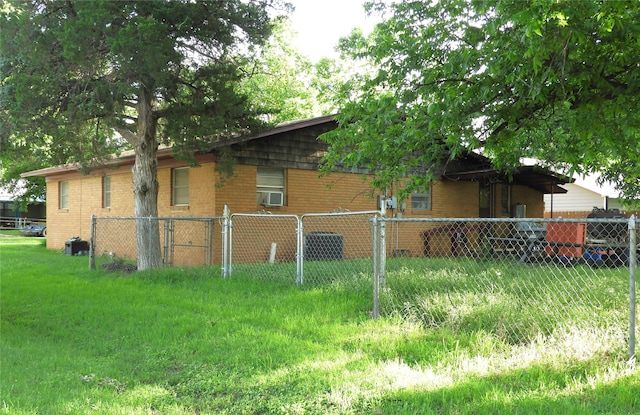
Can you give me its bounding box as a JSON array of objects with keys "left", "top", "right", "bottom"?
[
  {"left": 65, "top": 238, "right": 89, "bottom": 256},
  {"left": 304, "top": 232, "right": 343, "bottom": 261}
]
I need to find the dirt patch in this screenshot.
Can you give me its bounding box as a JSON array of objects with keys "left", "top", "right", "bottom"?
[{"left": 100, "top": 259, "right": 137, "bottom": 274}]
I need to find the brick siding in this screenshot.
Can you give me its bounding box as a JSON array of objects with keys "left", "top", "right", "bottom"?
[{"left": 44, "top": 160, "right": 546, "bottom": 265}]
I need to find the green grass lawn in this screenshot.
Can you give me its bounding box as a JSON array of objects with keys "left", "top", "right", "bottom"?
[
  {"left": 1, "top": 238, "right": 638, "bottom": 414},
  {"left": 0, "top": 230, "right": 25, "bottom": 237}
]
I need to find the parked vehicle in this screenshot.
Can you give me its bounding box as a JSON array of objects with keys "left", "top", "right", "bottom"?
[
  {"left": 586, "top": 207, "right": 627, "bottom": 244},
  {"left": 19, "top": 223, "right": 47, "bottom": 237}
]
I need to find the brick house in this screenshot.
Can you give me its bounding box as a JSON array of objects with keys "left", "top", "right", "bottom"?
[{"left": 22, "top": 115, "right": 570, "bottom": 259}]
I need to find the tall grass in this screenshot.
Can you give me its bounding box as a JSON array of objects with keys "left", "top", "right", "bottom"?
[
  {"left": 381, "top": 257, "right": 630, "bottom": 345},
  {"left": 1, "top": 238, "right": 638, "bottom": 414}
]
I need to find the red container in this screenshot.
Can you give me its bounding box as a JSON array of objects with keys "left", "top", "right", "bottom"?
[{"left": 545, "top": 222, "right": 586, "bottom": 257}]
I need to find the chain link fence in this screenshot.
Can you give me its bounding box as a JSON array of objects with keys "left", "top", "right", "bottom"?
[
  {"left": 90, "top": 216, "right": 223, "bottom": 269},
  {"left": 90, "top": 213, "right": 638, "bottom": 358},
  {"left": 227, "top": 210, "right": 380, "bottom": 285},
  {"left": 90, "top": 210, "right": 380, "bottom": 283},
  {"left": 372, "top": 216, "right": 638, "bottom": 356}
]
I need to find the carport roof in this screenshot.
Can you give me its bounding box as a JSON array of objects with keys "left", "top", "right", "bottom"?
[{"left": 443, "top": 166, "right": 571, "bottom": 194}]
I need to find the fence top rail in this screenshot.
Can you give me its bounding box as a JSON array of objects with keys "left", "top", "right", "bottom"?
[
  {"left": 377, "top": 217, "right": 633, "bottom": 224},
  {"left": 1, "top": 216, "right": 46, "bottom": 221},
  {"left": 229, "top": 210, "right": 382, "bottom": 220},
  {"left": 92, "top": 215, "right": 636, "bottom": 225},
  {"left": 301, "top": 210, "right": 381, "bottom": 219},
  {"left": 230, "top": 213, "right": 299, "bottom": 219},
  {"left": 93, "top": 216, "right": 224, "bottom": 221}
]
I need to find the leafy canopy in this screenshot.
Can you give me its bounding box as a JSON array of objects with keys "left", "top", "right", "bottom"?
[
  {"left": 321, "top": 0, "right": 640, "bottom": 204},
  {"left": 240, "top": 20, "right": 337, "bottom": 124},
  {"left": 0, "top": 0, "right": 290, "bottom": 178}
]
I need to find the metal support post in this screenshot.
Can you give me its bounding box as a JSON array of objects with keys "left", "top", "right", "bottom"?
[
  {"left": 629, "top": 215, "right": 637, "bottom": 364},
  {"left": 379, "top": 219, "right": 387, "bottom": 288},
  {"left": 296, "top": 218, "right": 304, "bottom": 285},
  {"left": 372, "top": 216, "right": 379, "bottom": 319},
  {"left": 89, "top": 215, "right": 96, "bottom": 270},
  {"left": 222, "top": 205, "right": 230, "bottom": 279}
]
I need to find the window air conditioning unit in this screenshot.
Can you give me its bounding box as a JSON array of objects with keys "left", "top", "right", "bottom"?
[{"left": 261, "top": 191, "right": 284, "bottom": 207}]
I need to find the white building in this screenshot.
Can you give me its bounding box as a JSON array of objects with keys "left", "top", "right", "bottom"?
[{"left": 544, "top": 174, "right": 623, "bottom": 217}]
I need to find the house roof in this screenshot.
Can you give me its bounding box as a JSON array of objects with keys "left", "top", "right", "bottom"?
[
  {"left": 520, "top": 158, "right": 619, "bottom": 198},
  {"left": 20, "top": 146, "right": 176, "bottom": 178},
  {"left": 20, "top": 114, "right": 571, "bottom": 194},
  {"left": 20, "top": 117, "right": 339, "bottom": 178}
]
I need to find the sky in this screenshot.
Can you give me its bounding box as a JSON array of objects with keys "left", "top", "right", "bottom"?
[{"left": 288, "top": 0, "right": 381, "bottom": 62}]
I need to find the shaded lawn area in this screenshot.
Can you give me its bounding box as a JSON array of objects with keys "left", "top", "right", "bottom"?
[{"left": 1, "top": 238, "right": 638, "bottom": 414}]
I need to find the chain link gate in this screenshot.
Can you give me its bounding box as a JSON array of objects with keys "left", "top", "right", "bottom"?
[
  {"left": 300, "top": 211, "right": 380, "bottom": 285},
  {"left": 227, "top": 213, "right": 300, "bottom": 283},
  {"left": 90, "top": 216, "right": 222, "bottom": 269},
  {"left": 163, "top": 217, "right": 217, "bottom": 267},
  {"left": 372, "top": 216, "right": 638, "bottom": 360},
  {"left": 226, "top": 210, "right": 380, "bottom": 285}
]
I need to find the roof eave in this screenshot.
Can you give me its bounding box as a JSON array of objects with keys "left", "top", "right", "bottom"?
[
  {"left": 442, "top": 166, "right": 573, "bottom": 194},
  {"left": 20, "top": 147, "right": 176, "bottom": 178}
]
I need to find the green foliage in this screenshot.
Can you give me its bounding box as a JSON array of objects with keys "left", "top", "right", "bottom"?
[
  {"left": 0, "top": 0, "right": 291, "bottom": 195},
  {"left": 322, "top": 0, "right": 640, "bottom": 204},
  {"left": 239, "top": 20, "right": 333, "bottom": 124}
]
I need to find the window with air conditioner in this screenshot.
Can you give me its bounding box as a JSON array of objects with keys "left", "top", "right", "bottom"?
[{"left": 257, "top": 167, "right": 285, "bottom": 206}]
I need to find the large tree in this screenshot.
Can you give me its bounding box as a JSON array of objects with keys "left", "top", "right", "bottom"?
[
  {"left": 322, "top": 0, "right": 640, "bottom": 205},
  {"left": 239, "top": 20, "right": 334, "bottom": 123},
  {"left": 1, "top": 0, "right": 289, "bottom": 269}
]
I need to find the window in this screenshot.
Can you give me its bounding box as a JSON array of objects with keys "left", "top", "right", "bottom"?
[
  {"left": 0, "top": 202, "right": 15, "bottom": 218},
  {"left": 172, "top": 168, "right": 189, "bottom": 206},
  {"left": 59, "top": 181, "right": 69, "bottom": 209},
  {"left": 501, "top": 185, "right": 511, "bottom": 214},
  {"left": 102, "top": 176, "right": 111, "bottom": 208},
  {"left": 411, "top": 189, "right": 431, "bottom": 211},
  {"left": 256, "top": 167, "right": 285, "bottom": 206}
]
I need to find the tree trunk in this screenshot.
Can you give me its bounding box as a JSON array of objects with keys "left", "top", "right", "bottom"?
[{"left": 133, "top": 87, "right": 163, "bottom": 270}]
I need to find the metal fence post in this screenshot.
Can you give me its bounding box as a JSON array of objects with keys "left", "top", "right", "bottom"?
[
  {"left": 372, "top": 216, "right": 380, "bottom": 319},
  {"left": 380, "top": 219, "right": 387, "bottom": 288},
  {"left": 89, "top": 215, "right": 96, "bottom": 270},
  {"left": 296, "top": 216, "right": 304, "bottom": 285},
  {"left": 148, "top": 217, "right": 152, "bottom": 271},
  {"left": 222, "top": 205, "right": 230, "bottom": 279},
  {"left": 207, "top": 219, "right": 214, "bottom": 267},
  {"left": 163, "top": 219, "right": 171, "bottom": 266},
  {"left": 629, "top": 215, "right": 637, "bottom": 364}
]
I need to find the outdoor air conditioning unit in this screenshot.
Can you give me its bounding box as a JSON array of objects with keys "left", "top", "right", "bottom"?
[{"left": 261, "top": 191, "right": 284, "bottom": 207}]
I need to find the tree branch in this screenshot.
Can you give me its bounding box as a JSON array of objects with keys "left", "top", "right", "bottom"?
[{"left": 113, "top": 126, "right": 138, "bottom": 145}]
